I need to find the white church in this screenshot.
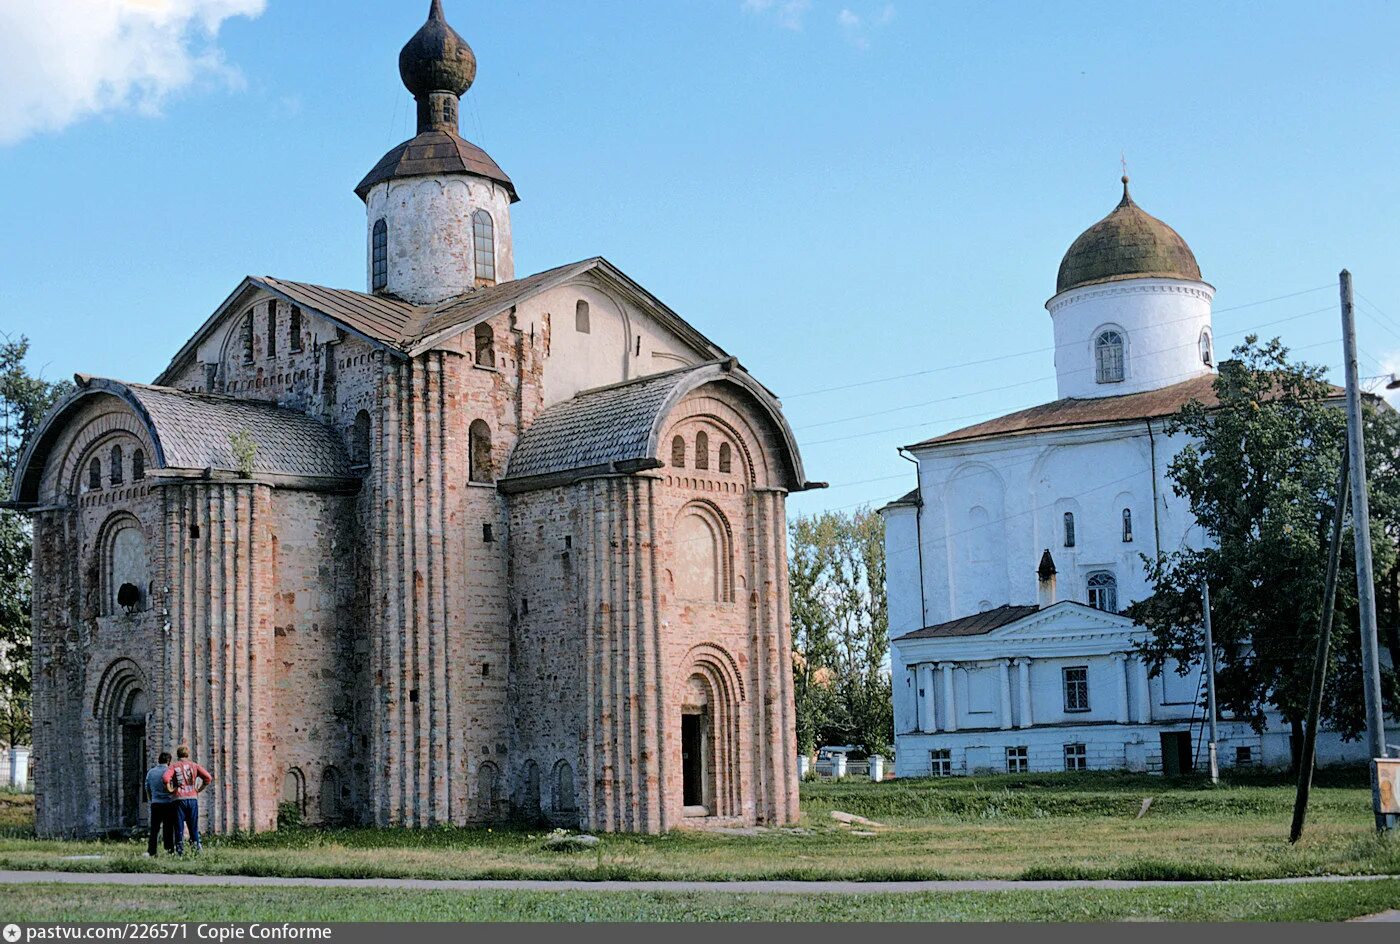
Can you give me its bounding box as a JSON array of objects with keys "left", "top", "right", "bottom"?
[{"left": 882, "top": 177, "right": 1394, "bottom": 778}]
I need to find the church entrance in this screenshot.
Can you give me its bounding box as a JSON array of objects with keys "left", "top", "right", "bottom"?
[
  {"left": 681, "top": 709, "right": 711, "bottom": 814},
  {"left": 1160, "top": 731, "right": 1193, "bottom": 777},
  {"left": 118, "top": 695, "right": 148, "bottom": 828}
]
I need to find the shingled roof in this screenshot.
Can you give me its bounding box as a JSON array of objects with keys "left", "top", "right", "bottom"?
[
  {"left": 908, "top": 373, "right": 1221, "bottom": 449},
  {"left": 10, "top": 378, "right": 353, "bottom": 504},
  {"left": 354, "top": 129, "right": 518, "bottom": 202},
  {"left": 501, "top": 360, "right": 809, "bottom": 494},
  {"left": 895, "top": 604, "right": 1040, "bottom": 641}
]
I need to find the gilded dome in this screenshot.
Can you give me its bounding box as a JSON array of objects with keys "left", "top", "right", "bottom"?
[
  {"left": 1055, "top": 177, "right": 1202, "bottom": 294},
  {"left": 399, "top": 0, "right": 476, "bottom": 99}
]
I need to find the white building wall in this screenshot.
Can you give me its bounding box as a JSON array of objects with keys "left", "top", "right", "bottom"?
[
  {"left": 1047, "top": 278, "right": 1215, "bottom": 400},
  {"left": 365, "top": 176, "right": 515, "bottom": 305}
]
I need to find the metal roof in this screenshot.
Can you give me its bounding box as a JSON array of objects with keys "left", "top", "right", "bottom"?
[
  {"left": 908, "top": 373, "right": 1221, "bottom": 449},
  {"left": 895, "top": 604, "right": 1041, "bottom": 641},
  {"left": 354, "top": 129, "right": 517, "bottom": 202},
  {"left": 1055, "top": 178, "right": 1203, "bottom": 295}
]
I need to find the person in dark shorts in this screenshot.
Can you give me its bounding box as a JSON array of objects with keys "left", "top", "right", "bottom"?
[
  {"left": 144, "top": 751, "right": 176, "bottom": 856},
  {"left": 163, "top": 744, "right": 214, "bottom": 854}
]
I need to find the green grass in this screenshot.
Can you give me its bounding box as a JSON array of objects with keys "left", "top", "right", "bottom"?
[
  {"left": 3, "top": 880, "right": 1399, "bottom": 922},
  {"left": 0, "top": 769, "right": 1395, "bottom": 883}
]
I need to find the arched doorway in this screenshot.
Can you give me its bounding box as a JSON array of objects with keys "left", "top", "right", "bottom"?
[
  {"left": 95, "top": 659, "right": 149, "bottom": 832},
  {"left": 678, "top": 645, "right": 745, "bottom": 819}
]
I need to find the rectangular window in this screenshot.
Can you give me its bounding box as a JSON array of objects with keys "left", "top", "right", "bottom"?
[
  {"left": 290, "top": 306, "right": 303, "bottom": 352},
  {"left": 1064, "top": 743, "right": 1087, "bottom": 771},
  {"left": 930, "top": 749, "right": 952, "bottom": 777},
  {"left": 1063, "top": 666, "right": 1090, "bottom": 712},
  {"left": 1006, "top": 746, "right": 1029, "bottom": 774},
  {"left": 482, "top": 523, "right": 493, "bottom": 543},
  {"left": 1235, "top": 746, "right": 1254, "bottom": 767},
  {"left": 267, "top": 301, "right": 277, "bottom": 358}
]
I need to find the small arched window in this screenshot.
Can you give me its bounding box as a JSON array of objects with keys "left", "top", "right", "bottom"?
[
  {"left": 553, "top": 760, "right": 576, "bottom": 812},
  {"left": 1087, "top": 571, "right": 1118, "bottom": 613},
  {"left": 1122, "top": 508, "right": 1133, "bottom": 542},
  {"left": 671, "top": 435, "right": 686, "bottom": 468},
  {"left": 88, "top": 459, "right": 102, "bottom": 491},
  {"left": 1199, "top": 329, "right": 1213, "bottom": 366},
  {"left": 694, "top": 431, "right": 710, "bottom": 470},
  {"left": 575, "top": 300, "right": 590, "bottom": 334},
  {"left": 109, "top": 445, "right": 124, "bottom": 485},
  {"left": 1095, "top": 330, "right": 1125, "bottom": 383},
  {"left": 132, "top": 449, "right": 145, "bottom": 481},
  {"left": 1062, "top": 512, "right": 1076, "bottom": 548},
  {"left": 351, "top": 410, "right": 372, "bottom": 467},
  {"left": 469, "top": 419, "right": 493, "bottom": 483},
  {"left": 472, "top": 210, "right": 496, "bottom": 285},
  {"left": 718, "top": 442, "right": 733, "bottom": 474},
  {"left": 474, "top": 323, "right": 495, "bottom": 367},
  {"left": 477, "top": 761, "right": 501, "bottom": 819},
  {"left": 371, "top": 219, "right": 389, "bottom": 292},
  {"left": 282, "top": 767, "right": 307, "bottom": 818}
]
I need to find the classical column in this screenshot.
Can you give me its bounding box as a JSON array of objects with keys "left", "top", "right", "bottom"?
[
  {"left": 997, "top": 659, "right": 1013, "bottom": 730},
  {"left": 906, "top": 667, "right": 920, "bottom": 731},
  {"left": 918, "top": 664, "right": 938, "bottom": 733},
  {"left": 939, "top": 662, "right": 958, "bottom": 732},
  {"left": 1134, "top": 656, "right": 1152, "bottom": 723},
  {"left": 1016, "top": 657, "right": 1033, "bottom": 728},
  {"left": 1113, "top": 653, "right": 1130, "bottom": 724}
]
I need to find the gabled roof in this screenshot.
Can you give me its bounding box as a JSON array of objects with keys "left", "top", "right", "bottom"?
[
  {"left": 500, "top": 360, "right": 810, "bottom": 495},
  {"left": 11, "top": 377, "right": 354, "bottom": 505},
  {"left": 155, "top": 258, "right": 729, "bottom": 385},
  {"left": 907, "top": 373, "right": 1221, "bottom": 450}
]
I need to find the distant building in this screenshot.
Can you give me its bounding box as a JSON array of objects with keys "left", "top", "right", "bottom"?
[
  {"left": 882, "top": 178, "right": 1395, "bottom": 777},
  {"left": 9, "top": 3, "right": 813, "bottom": 836}
]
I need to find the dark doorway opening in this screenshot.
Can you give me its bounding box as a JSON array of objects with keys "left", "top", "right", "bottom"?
[
  {"left": 1160, "top": 731, "right": 1193, "bottom": 777},
  {"left": 681, "top": 711, "right": 707, "bottom": 811},
  {"left": 119, "top": 693, "right": 147, "bottom": 828}
]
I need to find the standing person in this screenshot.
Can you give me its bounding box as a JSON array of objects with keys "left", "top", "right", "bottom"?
[
  {"left": 143, "top": 751, "right": 176, "bottom": 856},
  {"left": 162, "top": 744, "right": 213, "bottom": 854}
]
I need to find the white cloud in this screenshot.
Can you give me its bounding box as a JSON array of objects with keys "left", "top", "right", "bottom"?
[
  {"left": 837, "top": 4, "right": 895, "bottom": 49},
  {"left": 743, "top": 0, "right": 813, "bottom": 31},
  {"left": 0, "top": 0, "right": 266, "bottom": 145}
]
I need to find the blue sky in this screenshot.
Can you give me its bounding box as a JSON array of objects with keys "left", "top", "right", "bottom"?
[{"left": 3, "top": 0, "right": 1400, "bottom": 519}]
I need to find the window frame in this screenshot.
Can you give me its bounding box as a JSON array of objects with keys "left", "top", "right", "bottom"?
[
  {"left": 1121, "top": 508, "right": 1133, "bottom": 543},
  {"left": 472, "top": 209, "right": 496, "bottom": 286},
  {"left": 1094, "top": 329, "right": 1126, "bottom": 384},
  {"left": 1062, "top": 511, "right": 1076, "bottom": 548},
  {"left": 1086, "top": 570, "right": 1118, "bottom": 613},
  {"left": 1199, "top": 328, "right": 1213, "bottom": 366},
  {"left": 1063, "top": 742, "right": 1088, "bottom": 772},
  {"left": 929, "top": 749, "right": 953, "bottom": 777},
  {"left": 1006, "top": 745, "right": 1029, "bottom": 774},
  {"left": 371, "top": 219, "right": 389, "bottom": 292},
  {"left": 1062, "top": 665, "right": 1090, "bottom": 713}
]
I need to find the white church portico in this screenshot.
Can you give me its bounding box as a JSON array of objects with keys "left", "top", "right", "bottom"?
[{"left": 883, "top": 175, "right": 1397, "bottom": 777}]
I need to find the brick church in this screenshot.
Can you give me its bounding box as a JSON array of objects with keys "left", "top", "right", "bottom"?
[{"left": 10, "top": 2, "right": 813, "bottom": 837}]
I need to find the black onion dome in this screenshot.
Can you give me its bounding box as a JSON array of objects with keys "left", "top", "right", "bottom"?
[{"left": 399, "top": 0, "right": 476, "bottom": 98}]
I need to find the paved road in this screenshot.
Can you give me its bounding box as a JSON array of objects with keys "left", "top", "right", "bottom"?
[{"left": 1, "top": 870, "right": 1396, "bottom": 894}]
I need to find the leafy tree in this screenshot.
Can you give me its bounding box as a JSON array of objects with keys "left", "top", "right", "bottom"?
[
  {"left": 0, "top": 335, "right": 70, "bottom": 749},
  {"left": 789, "top": 507, "right": 892, "bottom": 756},
  {"left": 1128, "top": 336, "right": 1400, "bottom": 753}
]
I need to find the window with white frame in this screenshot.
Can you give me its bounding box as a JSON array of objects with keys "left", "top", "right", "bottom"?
[
  {"left": 1095, "top": 329, "right": 1125, "bottom": 383},
  {"left": 1064, "top": 743, "right": 1087, "bottom": 771},
  {"left": 1086, "top": 570, "right": 1118, "bottom": 613},
  {"left": 1062, "top": 666, "right": 1089, "bottom": 712},
  {"left": 1199, "top": 329, "right": 1213, "bottom": 366},
  {"left": 472, "top": 210, "right": 496, "bottom": 285},
  {"left": 930, "top": 749, "right": 952, "bottom": 777},
  {"left": 1006, "top": 746, "right": 1029, "bottom": 773}
]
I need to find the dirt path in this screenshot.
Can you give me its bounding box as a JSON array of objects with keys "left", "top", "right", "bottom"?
[{"left": 0, "top": 870, "right": 1395, "bottom": 894}]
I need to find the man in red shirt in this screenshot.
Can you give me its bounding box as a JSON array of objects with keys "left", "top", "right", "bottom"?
[{"left": 162, "top": 744, "right": 213, "bottom": 854}]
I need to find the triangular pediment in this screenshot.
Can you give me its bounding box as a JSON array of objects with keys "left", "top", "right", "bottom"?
[{"left": 988, "top": 601, "right": 1139, "bottom": 639}]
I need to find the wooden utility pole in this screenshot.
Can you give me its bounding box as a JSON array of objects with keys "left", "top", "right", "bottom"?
[
  {"left": 1200, "top": 580, "right": 1220, "bottom": 784},
  {"left": 1289, "top": 451, "right": 1349, "bottom": 843},
  {"left": 1339, "top": 269, "right": 1393, "bottom": 832}
]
